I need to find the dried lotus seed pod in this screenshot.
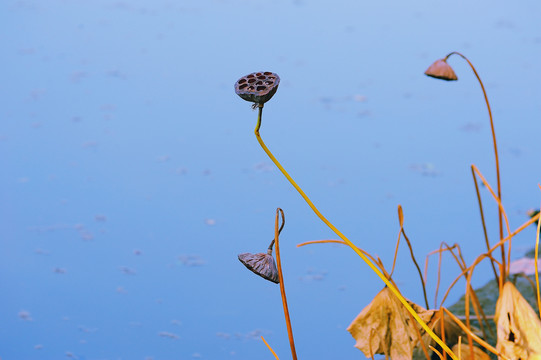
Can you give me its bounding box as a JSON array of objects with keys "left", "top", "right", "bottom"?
[
  {"left": 238, "top": 249, "right": 279, "bottom": 284},
  {"left": 424, "top": 59, "right": 458, "bottom": 81},
  {"left": 235, "top": 71, "right": 280, "bottom": 105}
]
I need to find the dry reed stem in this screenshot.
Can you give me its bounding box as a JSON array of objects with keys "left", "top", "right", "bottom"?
[
  {"left": 534, "top": 184, "right": 541, "bottom": 318},
  {"left": 425, "top": 243, "right": 493, "bottom": 339},
  {"left": 407, "top": 306, "right": 431, "bottom": 360},
  {"left": 261, "top": 336, "right": 280, "bottom": 360},
  {"left": 254, "top": 106, "right": 458, "bottom": 360},
  {"left": 442, "top": 308, "right": 508, "bottom": 360},
  {"left": 471, "top": 165, "right": 512, "bottom": 281},
  {"left": 389, "top": 223, "right": 402, "bottom": 278},
  {"left": 443, "top": 244, "right": 492, "bottom": 338},
  {"left": 424, "top": 243, "right": 457, "bottom": 289},
  {"left": 440, "top": 308, "right": 447, "bottom": 360},
  {"left": 436, "top": 243, "right": 445, "bottom": 308},
  {"left": 468, "top": 286, "right": 493, "bottom": 339},
  {"left": 390, "top": 205, "right": 405, "bottom": 278},
  {"left": 273, "top": 208, "right": 297, "bottom": 360},
  {"left": 397, "top": 205, "right": 430, "bottom": 309},
  {"left": 471, "top": 166, "right": 500, "bottom": 284},
  {"left": 438, "top": 213, "right": 541, "bottom": 307},
  {"left": 430, "top": 345, "right": 445, "bottom": 360},
  {"left": 464, "top": 276, "right": 475, "bottom": 360}
]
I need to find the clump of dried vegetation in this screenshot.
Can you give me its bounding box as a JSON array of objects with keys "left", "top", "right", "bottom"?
[{"left": 234, "top": 55, "right": 541, "bottom": 360}]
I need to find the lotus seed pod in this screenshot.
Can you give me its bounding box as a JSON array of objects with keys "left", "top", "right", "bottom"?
[
  {"left": 238, "top": 249, "right": 279, "bottom": 284},
  {"left": 424, "top": 59, "right": 458, "bottom": 81},
  {"left": 235, "top": 71, "right": 280, "bottom": 105}
]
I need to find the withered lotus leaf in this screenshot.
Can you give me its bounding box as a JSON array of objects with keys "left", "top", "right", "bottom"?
[
  {"left": 238, "top": 250, "right": 279, "bottom": 284},
  {"left": 347, "top": 287, "right": 434, "bottom": 359},
  {"left": 424, "top": 59, "right": 458, "bottom": 81},
  {"left": 494, "top": 282, "right": 541, "bottom": 359}
]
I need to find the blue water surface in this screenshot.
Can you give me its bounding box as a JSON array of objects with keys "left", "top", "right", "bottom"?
[{"left": 1, "top": 0, "right": 540, "bottom": 359}]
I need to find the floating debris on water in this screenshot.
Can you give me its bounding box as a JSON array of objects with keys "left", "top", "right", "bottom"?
[
  {"left": 158, "top": 331, "right": 179, "bottom": 340},
  {"left": 178, "top": 255, "right": 206, "bottom": 267},
  {"left": 409, "top": 162, "right": 441, "bottom": 177},
  {"left": 18, "top": 310, "right": 33, "bottom": 321},
  {"left": 118, "top": 266, "right": 136, "bottom": 275},
  {"left": 204, "top": 218, "right": 216, "bottom": 226},
  {"left": 94, "top": 214, "right": 107, "bottom": 222}
]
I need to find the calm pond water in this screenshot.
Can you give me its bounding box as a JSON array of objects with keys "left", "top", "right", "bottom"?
[{"left": 1, "top": 0, "right": 540, "bottom": 359}]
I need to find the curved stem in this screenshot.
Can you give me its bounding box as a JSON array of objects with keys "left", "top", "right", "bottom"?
[
  {"left": 274, "top": 208, "right": 297, "bottom": 360},
  {"left": 442, "top": 308, "right": 509, "bottom": 360},
  {"left": 446, "top": 51, "right": 505, "bottom": 284},
  {"left": 268, "top": 209, "right": 285, "bottom": 251},
  {"left": 401, "top": 227, "right": 429, "bottom": 310},
  {"left": 427, "top": 242, "right": 492, "bottom": 339},
  {"left": 254, "top": 105, "right": 458, "bottom": 360},
  {"left": 439, "top": 210, "right": 541, "bottom": 306}
]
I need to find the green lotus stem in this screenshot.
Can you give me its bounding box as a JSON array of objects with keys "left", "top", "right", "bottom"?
[{"left": 253, "top": 104, "right": 458, "bottom": 360}]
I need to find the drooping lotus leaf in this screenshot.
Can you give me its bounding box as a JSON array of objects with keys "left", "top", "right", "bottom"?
[
  {"left": 238, "top": 250, "right": 279, "bottom": 284},
  {"left": 348, "top": 287, "right": 471, "bottom": 360},
  {"left": 494, "top": 281, "right": 541, "bottom": 360},
  {"left": 347, "top": 287, "right": 434, "bottom": 359}
]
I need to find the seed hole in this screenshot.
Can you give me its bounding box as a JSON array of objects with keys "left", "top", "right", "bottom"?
[
  {"left": 255, "top": 81, "right": 263, "bottom": 85},
  {"left": 239, "top": 83, "right": 248, "bottom": 90},
  {"left": 256, "top": 85, "right": 267, "bottom": 91},
  {"left": 268, "top": 76, "right": 275, "bottom": 79},
  {"left": 256, "top": 72, "right": 262, "bottom": 76},
  {"left": 238, "top": 79, "right": 247, "bottom": 84},
  {"left": 247, "top": 86, "right": 255, "bottom": 91},
  {"left": 247, "top": 74, "right": 255, "bottom": 78},
  {"left": 265, "top": 81, "right": 274, "bottom": 85},
  {"left": 257, "top": 75, "right": 266, "bottom": 80},
  {"left": 248, "top": 78, "right": 256, "bottom": 83},
  {"left": 264, "top": 72, "right": 272, "bottom": 75}
]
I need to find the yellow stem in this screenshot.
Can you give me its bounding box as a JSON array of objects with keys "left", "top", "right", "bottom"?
[
  {"left": 261, "top": 336, "right": 280, "bottom": 360},
  {"left": 254, "top": 105, "right": 458, "bottom": 360}
]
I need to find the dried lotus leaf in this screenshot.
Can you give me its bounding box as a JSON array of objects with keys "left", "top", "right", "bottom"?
[
  {"left": 424, "top": 59, "right": 458, "bottom": 81},
  {"left": 347, "top": 287, "right": 434, "bottom": 359},
  {"left": 238, "top": 250, "right": 279, "bottom": 284},
  {"left": 494, "top": 281, "right": 541, "bottom": 360}
]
